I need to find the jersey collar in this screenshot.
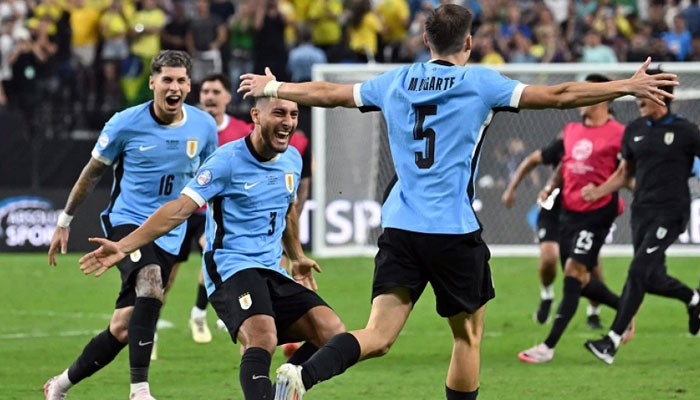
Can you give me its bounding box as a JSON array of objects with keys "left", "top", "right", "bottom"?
[
  {"left": 428, "top": 59, "right": 455, "bottom": 66},
  {"left": 244, "top": 135, "right": 280, "bottom": 163},
  {"left": 645, "top": 112, "right": 678, "bottom": 127},
  {"left": 217, "top": 114, "right": 230, "bottom": 132},
  {"left": 149, "top": 101, "right": 187, "bottom": 128}
]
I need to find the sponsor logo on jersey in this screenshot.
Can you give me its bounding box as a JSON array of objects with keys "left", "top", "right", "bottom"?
[
  {"left": 656, "top": 227, "right": 667, "bottom": 239},
  {"left": 664, "top": 132, "right": 674, "bottom": 145},
  {"left": 239, "top": 292, "right": 252, "bottom": 310},
  {"left": 572, "top": 139, "right": 593, "bottom": 161},
  {"left": 98, "top": 133, "right": 109, "bottom": 148},
  {"left": 285, "top": 173, "right": 295, "bottom": 194},
  {"left": 196, "top": 170, "right": 212, "bottom": 186},
  {"left": 186, "top": 139, "right": 199, "bottom": 159},
  {"left": 130, "top": 249, "right": 142, "bottom": 262}
]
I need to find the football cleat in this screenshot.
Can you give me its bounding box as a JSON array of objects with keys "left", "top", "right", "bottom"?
[
  {"left": 586, "top": 314, "right": 602, "bottom": 330},
  {"left": 689, "top": 290, "right": 700, "bottom": 336},
  {"left": 129, "top": 388, "right": 156, "bottom": 400},
  {"left": 274, "top": 363, "right": 305, "bottom": 400},
  {"left": 43, "top": 377, "right": 67, "bottom": 400},
  {"left": 517, "top": 343, "right": 554, "bottom": 364},
  {"left": 585, "top": 335, "right": 617, "bottom": 365},
  {"left": 189, "top": 317, "right": 212, "bottom": 344},
  {"left": 533, "top": 299, "right": 553, "bottom": 324}
]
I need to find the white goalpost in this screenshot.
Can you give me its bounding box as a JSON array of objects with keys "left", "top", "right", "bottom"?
[{"left": 310, "top": 62, "right": 700, "bottom": 258}]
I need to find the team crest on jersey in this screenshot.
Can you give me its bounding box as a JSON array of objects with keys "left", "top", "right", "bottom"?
[
  {"left": 285, "top": 173, "right": 294, "bottom": 194},
  {"left": 130, "top": 249, "right": 142, "bottom": 262},
  {"left": 98, "top": 133, "right": 109, "bottom": 148},
  {"left": 664, "top": 132, "right": 674, "bottom": 145},
  {"left": 238, "top": 292, "right": 252, "bottom": 310},
  {"left": 572, "top": 139, "right": 593, "bottom": 161},
  {"left": 656, "top": 227, "right": 667, "bottom": 239},
  {"left": 186, "top": 139, "right": 199, "bottom": 159}
]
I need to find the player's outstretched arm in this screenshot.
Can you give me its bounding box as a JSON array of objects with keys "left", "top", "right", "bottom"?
[
  {"left": 539, "top": 163, "right": 563, "bottom": 205},
  {"left": 79, "top": 195, "right": 199, "bottom": 277},
  {"left": 282, "top": 203, "right": 321, "bottom": 290},
  {"left": 581, "top": 160, "right": 632, "bottom": 202},
  {"left": 519, "top": 58, "right": 677, "bottom": 110},
  {"left": 49, "top": 157, "right": 108, "bottom": 266},
  {"left": 238, "top": 67, "right": 357, "bottom": 108},
  {"left": 502, "top": 149, "right": 543, "bottom": 208}
]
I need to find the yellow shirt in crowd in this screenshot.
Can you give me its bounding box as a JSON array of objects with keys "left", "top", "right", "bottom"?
[
  {"left": 348, "top": 12, "right": 383, "bottom": 56},
  {"left": 376, "top": 0, "right": 409, "bottom": 43},
  {"left": 130, "top": 7, "right": 165, "bottom": 59},
  {"left": 307, "top": 0, "right": 342, "bottom": 46}
]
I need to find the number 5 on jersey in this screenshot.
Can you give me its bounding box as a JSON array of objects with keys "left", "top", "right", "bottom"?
[{"left": 413, "top": 105, "right": 437, "bottom": 169}]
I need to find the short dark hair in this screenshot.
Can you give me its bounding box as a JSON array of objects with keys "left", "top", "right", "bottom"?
[
  {"left": 150, "top": 50, "right": 192, "bottom": 77},
  {"left": 424, "top": 4, "right": 473, "bottom": 55},
  {"left": 201, "top": 73, "right": 232, "bottom": 92},
  {"left": 584, "top": 73, "right": 611, "bottom": 83},
  {"left": 647, "top": 68, "right": 674, "bottom": 107}
]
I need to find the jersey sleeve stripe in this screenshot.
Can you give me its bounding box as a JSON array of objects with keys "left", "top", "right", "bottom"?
[
  {"left": 353, "top": 83, "right": 364, "bottom": 107},
  {"left": 91, "top": 149, "right": 113, "bottom": 166},
  {"left": 182, "top": 187, "right": 207, "bottom": 207},
  {"left": 510, "top": 83, "right": 528, "bottom": 108}
]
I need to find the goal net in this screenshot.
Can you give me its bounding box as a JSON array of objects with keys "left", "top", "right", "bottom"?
[{"left": 311, "top": 63, "right": 700, "bottom": 257}]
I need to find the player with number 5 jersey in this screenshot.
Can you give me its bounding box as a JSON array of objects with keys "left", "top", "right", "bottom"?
[{"left": 237, "top": 5, "right": 678, "bottom": 399}]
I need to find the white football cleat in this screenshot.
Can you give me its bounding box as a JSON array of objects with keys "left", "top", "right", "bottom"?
[
  {"left": 517, "top": 343, "right": 554, "bottom": 364},
  {"left": 43, "top": 377, "right": 67, "bottom": 400},
  {"left": 274, "top": 363, "right": 305, "bottom": 400},
  {"left": 129, "top": 388, "right": 156, "bottom": 400},
  {"left": 189, "top": 317, "right": 212, "bottom": 343}
]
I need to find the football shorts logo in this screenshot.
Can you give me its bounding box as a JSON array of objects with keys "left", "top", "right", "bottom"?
[
  {"left": 572, "top": 139, "right": 593, "bottom": 161},
  {"left": 239, "top": 292, "right": 252, "bottom": 310},
  {"left": 98, "top": 133, "right": 109, "bottom": 148},
  {"left": 130, "top": 249, "right": 142, "bottom": 262},
  {"left": 656, "top": 227, "right": 667, "bottom": 239},
  {"left": 538, "top": 228, "right": 546, "bottom": 239},
  {"left": 186, "top": 139, "right": 199, "bottom": 159},
  {"left": 196, "top": 170, "right": 212, "bottom": 186},
  {"left": 664, "top": 132, "right": 674, "bottom": 145},
  {"left": 285, "top": 173, "right": 294, "bottom": 194}
]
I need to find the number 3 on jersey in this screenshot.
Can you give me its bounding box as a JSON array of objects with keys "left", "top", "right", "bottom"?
[{"left": 413, "top": 105, "right": 437, "bottom": 169}]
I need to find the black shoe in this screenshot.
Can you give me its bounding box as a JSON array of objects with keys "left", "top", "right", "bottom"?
[
  {"left": 587, "top": 314, "right": 603, "bottom": 330},
  {"left": 534, "top": 299, "right": 553, "bottom": 324},
  {"left": 584, "top": 336, "right": 617, "bottom": 365},
  {"left": 689, "top": 290, "right": 700, "bottom": 336}
]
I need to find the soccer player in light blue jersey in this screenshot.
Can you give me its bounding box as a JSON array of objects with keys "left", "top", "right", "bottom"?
[
  {"left": 77, "top": 96, "right": 346, "bottom": 400},
  {"left": 44, "top": 50, "right": 218, "bottom": 400},
  {"left": 237, "top": 4, "right": 678, "bottom": 400}
]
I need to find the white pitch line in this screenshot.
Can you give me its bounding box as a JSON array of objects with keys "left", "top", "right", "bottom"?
[
  {"left": 0, "top": 329, "right": 103, "bottom": 340},
  {"left": 7, "top": 310, "right": 113, "bottom": 320}
]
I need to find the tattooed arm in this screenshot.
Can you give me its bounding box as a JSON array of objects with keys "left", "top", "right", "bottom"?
[{"left": 48, "top": 158, "right": 108, "bottom": 266}]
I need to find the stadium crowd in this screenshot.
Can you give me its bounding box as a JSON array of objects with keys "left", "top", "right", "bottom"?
[{"left": 1, "top": 0, "right": 700, "bottom": 137}]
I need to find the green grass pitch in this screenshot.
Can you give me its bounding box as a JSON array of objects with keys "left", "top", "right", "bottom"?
[{"left": 1, "top": 253, "right": 699, "bottom": 399}]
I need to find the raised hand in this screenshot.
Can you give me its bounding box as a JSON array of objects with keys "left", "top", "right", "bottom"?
[
  {"left": 48, "top": 226, "right": 70, "bottom": 266},
  {"left": 581, "top": 183, "right": 600, "bottom": 202},
  {"left": 627, "top": 57, "right": 678, "bottom": 106},
  {"left": 78, "top": 237, "right": 127, "bottom": 277},
  {"left": 290, "top": 256, "right": 322, "bottom": 291},
  {"left": 237, "top": 67, "right": 277, "bottom": 99}
]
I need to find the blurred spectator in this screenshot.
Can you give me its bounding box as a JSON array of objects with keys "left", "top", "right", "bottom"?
[
  {"left": 0, "top": 0, "right": 28, "bottom": 21},
  {"left": 227, "top": 0, "right": 254, "bottom": 108},
  {"left": 581, "top": 29, "right": 617, "bottom": 63},
  {"left": 68, "top": 0, "right": 100, "bottom": 111},
  {"left": 347, "top": 0, "right": 383, "bottom": 62},
  {"left": 376, "top": 0, "right": 410, "bottom": 63},
  {"left": 647, "top": 2, "right": 668, "bottom": 37},
  {"left": 682, "top": 0, "right": 700, "bottom": 36},
  {"left": 543, "top": 0, "right": 569, "bottom": 24},
  {"left": 532, "top": 25, "right": 571, "bottom": 62},
  {"left": 662, "top": 15, "right": 692, "bottom": 60},
  {"left": 648, "top": 36, "right": 676, "bottom": 61},
  {"left": 509, "top": 31, "right": 538, "bottom": 63},
  {"left": 252, "top": 0, "right": 289, "bottom": 81},
  {"left": 500, "top": 4, "right": 533, "bottom": 51},
  {"left": 210, "top": 0, "right": 235, "bottom": 23},
  {"left": 287, "top": 27, "right": 326, "bottom": 82},
  {"left": 99, "top": 0, "right": 129, "bottom": 110},
  {"left": 130, "top": 0, "right": 166, "bottom": 60},
  {"left": 689, "top": 36, "right": 700, "bottom": 61},
  {"left": 187, "top": 0, "right": 227, "bottom": 82},
  {"left": 161, "top": 0, "right": 189, "bottom": 51},
  {"left": 307, "top": 0, "right": 343, "bottom": 58},
  {"left": 626, "top": 31, "right": 652, "bottom": 61}
]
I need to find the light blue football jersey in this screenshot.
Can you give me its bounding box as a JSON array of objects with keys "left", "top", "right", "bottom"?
[
  {"left": 354, "top": 61, "right": 526, "bottom": 234},
  {"left": 92, "top": 102, "right": 218, "bottom": 254},
  {"left": 182, "top": 136, "right": 302, "bottom": 295}
]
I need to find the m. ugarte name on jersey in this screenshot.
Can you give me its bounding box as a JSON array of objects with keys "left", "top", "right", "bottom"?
[{"left": 407, "top": 76, "right": 457, "bottom": 92}]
